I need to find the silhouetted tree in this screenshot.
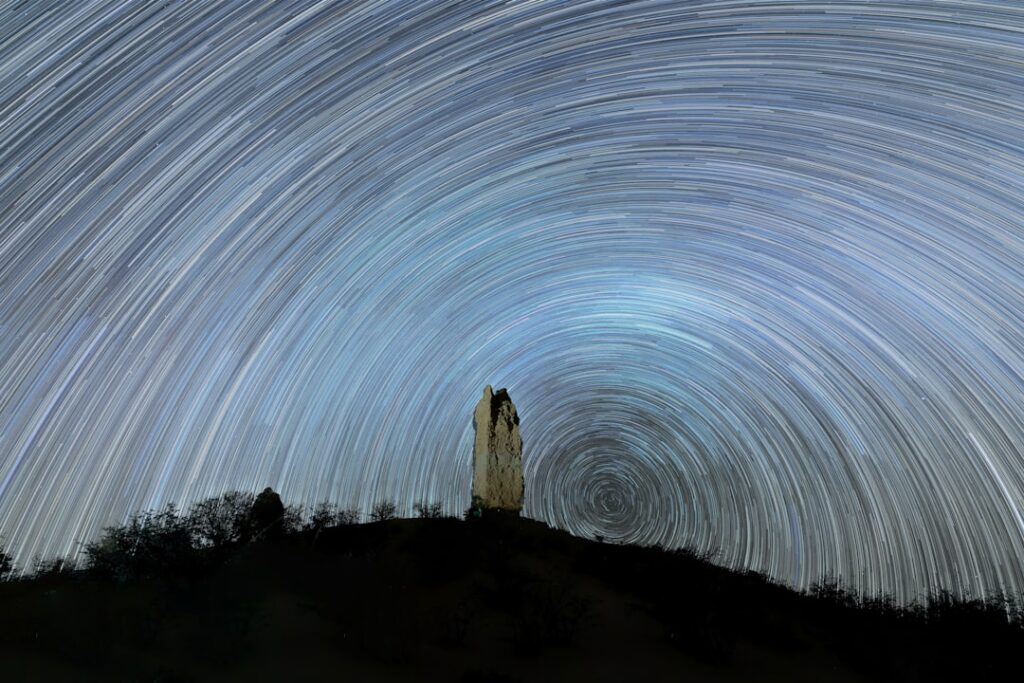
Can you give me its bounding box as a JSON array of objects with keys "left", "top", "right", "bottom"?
[
  {"left": 33, "top": 556, "right": 74, "bottom": 579},
  {"left": 302, "top": 501, "right": 361, "bottom": 532},
  {"left": 414, "top": 501, "right": 444, "bottom": 518},
  {"left": 370, "top": 500, "right": 397, "bottom": 522},
  {"left": 84, "top": 503, "right": 194, "bottom": 581},
  {"left": 281, "top": 503, "right": 303, "bottom": 535},
  {"left": 810, "top": 577, "right": 858, "bottom": 609},
  {"left": 464, "top": 495, "right": 485, "bottom": 520},
  {"left": 187, "top": 491, "right": 254, "bottom": 549},
  {"left": 304, "top": 501, "right": 340, "bottom": 534},
  {"left": 337, "top": 507, "right": 361, "bottom": 525},
  {"left": 0, "top": 543, "right": 13, "bottom": 580}
]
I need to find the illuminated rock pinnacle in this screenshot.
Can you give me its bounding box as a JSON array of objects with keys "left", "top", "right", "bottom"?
[{"left": 471, "top": 385, "right": 523, "bottom": 512}]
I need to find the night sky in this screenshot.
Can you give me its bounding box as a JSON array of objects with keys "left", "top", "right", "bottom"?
[{"left": 2, "top": 0, "right": 1024, "bottom": 602}]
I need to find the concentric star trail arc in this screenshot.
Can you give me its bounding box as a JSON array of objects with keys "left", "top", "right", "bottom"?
[{"left": 2, "top": 0, "right": 1024, "bottom": 603}]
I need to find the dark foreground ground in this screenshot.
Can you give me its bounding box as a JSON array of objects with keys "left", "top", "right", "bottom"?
[{"left": 1, "top": 513, "right": 1019, "bottom": 682}]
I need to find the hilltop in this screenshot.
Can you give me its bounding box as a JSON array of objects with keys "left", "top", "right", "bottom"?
[{"left": 0, "top": 508, "right": 1019, "bottom": 682}]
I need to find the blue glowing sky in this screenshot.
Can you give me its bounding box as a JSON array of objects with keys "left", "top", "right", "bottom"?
[{"left": 2, "top": 0, "right": 1024, "bottom": 601}]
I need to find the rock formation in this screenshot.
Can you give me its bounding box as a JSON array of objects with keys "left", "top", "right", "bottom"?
[
  {"left": 472, "top": 385, "right": 523, "bottom": 512},
  {"left": 247, "top": 486, "right": 285, "bottom": 540}
]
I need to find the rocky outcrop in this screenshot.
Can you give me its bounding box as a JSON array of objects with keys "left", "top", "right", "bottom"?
[
  {"left": 472, "top": 385, "right": 523, "bottom": 512},
  {"left": 247, "top": 487, "right": 285, "bottom": 540}
]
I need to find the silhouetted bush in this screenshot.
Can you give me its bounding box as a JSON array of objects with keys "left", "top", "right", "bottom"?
[
  {"left": 0, "top": 544, "right": 12, "bottom": 580},
  {"left": 464, "top": 495, "right": 484, "bottom": 520},
  {"left": 281, "top": 504, "right": 303, "bottom": 535},
  {"left": 303, "top": 502, "right": 362, "bottom": 536},
  {"left": 859, "top": 592, "right": 899, "bottom": 615},
  {"left": 33, "top": 556, "right": 75, "bottom": 579},
  {"left": 917, "top": 589, "right": 1022, "bottom": 678},
  {"left": 187, "top": 491, "right": 254, "bottom": 549},
  {"left": 810, "top": 577, "right": 859, "bottom": 609},
  {"left": 84, "top": 503, "right": 195, "bottom": 581},
  {"left": 336, "top": 506, "right": 360, "bottom": 525},
  {"left": 77, "top": 487, "right": 341, "bottom": 581},
  {"left": 370, "top": 500, "right": 397, "bottom": 522},
  {"left": 923, "top": 588, "right": 1023, "bottom": 634},
  {"left": 304, "top": 501, "right": 340, "bottom": 533},
  {"left": 414, "top": 501, "right": 444, "bottom": 518}
]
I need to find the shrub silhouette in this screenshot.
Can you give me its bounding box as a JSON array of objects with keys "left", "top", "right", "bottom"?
[
  {"left": 84, "top": 503, "right": 195, "bottom": 581},
  {"left": 302, "top": 502, "right": 361, "bottom": 539},
  {"left": 337, "top": 507, "right": 361, "bottom": 525},
  {"left": 810, "top": 577, "right": 859, "bottom": 609},
  {"left": 304, "top": 501, "right": 340, "bottom": 532},
  {"left": 414, "top": 501, "right": 444, "bottom": 518},
  {"left": 370, "top": 500, "right": 397, "bottom": 522},
  {"left": 33, "top": 556, "right": 75, "bottom": 579},
  {"left": 464, "top": 495, "right": 485, "bottom": 520},
  {"left": 281, "top": 503, "right": 303, "bottom": 535},
  {"left": 80, "top": 488, "right": 314, "bottom": 581},
  {"left": 0, "top": 543, "right": 12, "bottom": 580},
  {"left": 187, "top": 491, "right": 254, "bottom": 549}
]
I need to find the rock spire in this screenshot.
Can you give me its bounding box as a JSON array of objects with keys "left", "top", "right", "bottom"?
[{"left": 471, "top": 385, "right": 523, "bottom": 512}]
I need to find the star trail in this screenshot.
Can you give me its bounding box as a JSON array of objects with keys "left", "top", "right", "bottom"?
[{"left": 2, "top": 0, "right": 1024, "bottom": 602}]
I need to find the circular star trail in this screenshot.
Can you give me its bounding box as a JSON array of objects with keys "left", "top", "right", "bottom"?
[{"left": 2, "top": 0, "right": 1024, "bottom": 602}]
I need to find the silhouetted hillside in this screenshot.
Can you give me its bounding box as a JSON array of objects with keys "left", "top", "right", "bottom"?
[{"left": 0, "top": 499, "right": 1020, "bottom": 682}]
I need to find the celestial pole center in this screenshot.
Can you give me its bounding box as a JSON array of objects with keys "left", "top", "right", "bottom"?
[{"left": 2, "top": 0, "right": 1024, "bottom": 602}]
